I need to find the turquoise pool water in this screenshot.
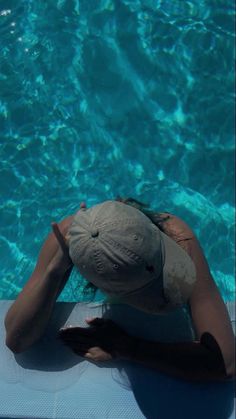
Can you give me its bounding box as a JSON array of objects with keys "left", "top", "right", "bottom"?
[{"left": 0, "top": 0, "right": 235, "bottom": 302}]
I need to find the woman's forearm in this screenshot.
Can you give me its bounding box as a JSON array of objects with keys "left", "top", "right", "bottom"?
[
  {"left": 121, "top": 335, "right": 231, "bottom": 382},
  {"left": 5, "top": 265, "right": 72, "bottom": 353}
]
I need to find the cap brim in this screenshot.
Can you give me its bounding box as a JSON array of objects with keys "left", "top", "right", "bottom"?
[
  {"left": 106, "top": 229, "right": 197, "bottom": 314},
  {"left": 160, "top": 231, "right": 196, "bottom": 306}
]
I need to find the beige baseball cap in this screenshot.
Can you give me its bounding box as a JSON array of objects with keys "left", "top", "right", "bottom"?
[{"left": 68, "top": 200, "right": 196, "bottom": 314}]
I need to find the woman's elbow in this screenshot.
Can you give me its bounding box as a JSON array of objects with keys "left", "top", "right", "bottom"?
[
  {"left": 5, "top": 328, "right": 43, "bottom": 354},
  {"left": 5, "top": 331, "right": 30, "bottom": 354},
  {"left": 5, "top": 336, "right": 24, "bottom": 354}
]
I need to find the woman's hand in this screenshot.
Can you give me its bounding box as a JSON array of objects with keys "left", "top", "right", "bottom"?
[
  {"left": 49, "top": 202, "right": 87, "bottom": 275},
  {"left": 58, "top": 318, "right": 135, "bottom": 362},
  {"left": 48, "top": 222, "right": 73, "bottom": 275}
]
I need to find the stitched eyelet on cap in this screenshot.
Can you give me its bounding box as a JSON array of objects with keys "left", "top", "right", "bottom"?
[
  {"left": 91, "top": 228, "right": 99, "bottom": 238},
  {"left": 113, "top": 264, "right": 119, "bottom": 270},
  {"left": 133, "top": 235, "right": 138, "bottom": 240}
]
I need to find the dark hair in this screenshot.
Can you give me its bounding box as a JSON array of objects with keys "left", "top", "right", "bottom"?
[
  {"left": 115, "top": 196, "right": 170, "bottom": 232},
  {"left": 76, "top": 196, "right": 170, "bottom": 301}
]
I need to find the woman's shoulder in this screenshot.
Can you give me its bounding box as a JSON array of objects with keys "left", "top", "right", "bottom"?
[
  {"left": 156, "top": 212, "right": 212, "bottom": 279},
  {"left": 156, "top": 212, "right": 195, "bottom": 242},
  {"left": 59, "top": 215, "right": 75, "bottom": 231}
]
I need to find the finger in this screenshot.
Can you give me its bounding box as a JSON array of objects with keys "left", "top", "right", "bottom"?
[
  {"left": 59, "top": 326, "right": 94, "bottom": 338},
  {"left": 51, "top": 222, "right": 68, "bottom": 253},
  {"left": 72, "top": 349, "right": 96, "bottom": 360},
  {"left": 59, "top": 326, "right": 93, "bottom": 334},
  {"left": 63, "top": 344, "right": 94, "bottom": 359},
  {"left": 85, "top": 317, "right": 104, "bottom": 326},
  {"left": 63, "top": 341, "right": 92, "bottom": 351},
  {"left": 51, "top": 223, "right": 67, "bottom": 250},
  {"left": 85, "top": 317, "right": 97, "bottom": 322},
  {"left": 60, "top": 335, "right": 95, "bottom": 345},
  {"left": 66, "top": 346, "right": 87, "bottom": 357},
  {"left": 58, "top": 321, "right": 107, "bottom": 343}
]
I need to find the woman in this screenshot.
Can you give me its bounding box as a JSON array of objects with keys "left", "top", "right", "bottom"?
[{"left": 4, "top": 197, "right": 235, "bottom": 382}]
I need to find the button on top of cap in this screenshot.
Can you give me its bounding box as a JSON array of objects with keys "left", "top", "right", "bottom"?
[{"left": 91, "top": 228, "right": 99, "bottom": 238}]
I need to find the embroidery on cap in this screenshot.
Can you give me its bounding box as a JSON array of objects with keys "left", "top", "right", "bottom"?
[
  {"left": 101, "top": 219, "right": 141, "bottom": 228},
  {"left": 106, "top": 237, "right": 143, "bottom": 263},
  {"left": 94, "top": 248, "right": 104, "bottom": 273}
]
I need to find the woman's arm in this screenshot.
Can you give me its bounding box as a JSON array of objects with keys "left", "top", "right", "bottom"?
[
  {"left": 158, "top": 213, "right": 235, "bottom": 377},
  {"left": 118, "top": 333, "right": 231, "bottom": 382},
  {"left": 187, "top": 236, "right": 235, "bottom": 378},
  {"left": 58, "top": 316, "right": 232, "bottom": 382},
  {"left": 117, "top": 279, "right": 235, "bottom": 381},
  {"left": 4, "top": 215, "right": 74, "bottom": 354}
]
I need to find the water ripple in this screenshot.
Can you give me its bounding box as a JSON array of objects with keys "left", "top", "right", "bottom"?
[{"left": 0, "top": 0, "right": 234, "bottom": 300}]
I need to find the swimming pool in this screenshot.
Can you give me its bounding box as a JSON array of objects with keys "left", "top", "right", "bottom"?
[{"left": 0, "top": 0, "right": 235, "bottom": 303}]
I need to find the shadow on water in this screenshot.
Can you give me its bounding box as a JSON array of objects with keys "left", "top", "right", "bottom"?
[{"left": 15, "top": 302, "right": 79, "bottom": 371}]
